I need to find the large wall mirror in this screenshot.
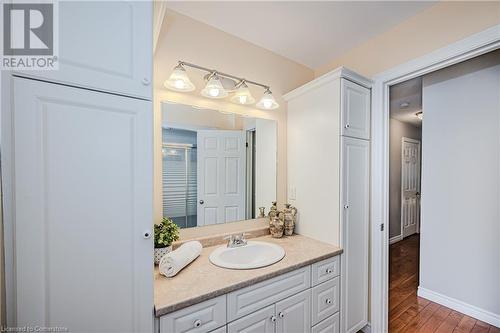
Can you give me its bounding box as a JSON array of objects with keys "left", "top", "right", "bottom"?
[{"left": 161, "top": 102, "right": 277, "bottom": 229}]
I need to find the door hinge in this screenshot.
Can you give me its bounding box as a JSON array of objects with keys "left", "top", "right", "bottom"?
[
  {"left": 245, "top": 142, "right": 248, "bottom": 147},
  {"left": 380, "top": 223, "right": 384, "bottom": 231}
]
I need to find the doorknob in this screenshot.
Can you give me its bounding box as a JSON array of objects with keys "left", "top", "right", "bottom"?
[{"left": 199, "top": 200, "right": 204, "bottom": 204}]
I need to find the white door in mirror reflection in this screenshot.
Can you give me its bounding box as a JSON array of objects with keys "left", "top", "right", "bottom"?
[{"left": 197, "top": 130, "right": 246, "bottom": 225}]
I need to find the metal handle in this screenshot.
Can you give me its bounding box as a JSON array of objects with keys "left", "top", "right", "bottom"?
[
  {"left": 270, "top": 316, "right": 277, "bottom": 323},
  {"left": 279, "top": 312, "right": 284, "bottom": 318},
  {"left": 326, "top": 268, "right": 333, "bottom": 274},
  {"left": 142, "top": 77, "right": 150, "bottom": 85},
  {"left": 193, "top": 319, "right": 202, "bottom": 328},
  {"left": 344, "top": 204, "right": 349, "bottom": 209},
  {"left": 326, "top": 299, "right": 332, "bottom": 305},
  {"left": 199, "top": 200, "right": 204, "bottom": 204},
  {"left": 143, "top": 230, "right": 152, "bottom": 239},
  {"left": 345, "top": 123, "right": 350, "bottom": 129}
]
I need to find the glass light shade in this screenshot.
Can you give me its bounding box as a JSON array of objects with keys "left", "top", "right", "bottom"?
[
  {"left": 201, "top": 74, "right": 228, "bottom": 99},
  {"left": 164, "top": 65, "right": 195, "bottom": 92},
  {"left": 256, "top": 90, "right": 279, "bottom": 110},
  {"left": 230, "top": 82, "right": 255, "bottom": 105},
  {"left": 416, "top": 111, "right": 423, "bottom": 120}
]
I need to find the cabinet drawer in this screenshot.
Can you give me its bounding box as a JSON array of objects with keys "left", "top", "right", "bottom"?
[
  {"left": 227, "top": 266, "right": 311, "bottom": 321},
  {"left": 312, "top": 256, "right": 340, "bottom": 286},
  {"left": 312, "top": 277, "right": 340, "bottom": 325},
  {"left": 160, "top": 295, "right": 226, "bottom": 333},
  {"left": 210, "top": 326, "right": 227, "bottom": 333},
  {"left": 312, "top": 313, "right": 340, "bottom": 333},
  {"left": 227, "top": 305, "right": 275, "bottom": 333}
]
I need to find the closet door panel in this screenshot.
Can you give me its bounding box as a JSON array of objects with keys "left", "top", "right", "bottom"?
[
  {"left": 341, "top": 79, "right": 370, "bottom": 140},
  {"left": 14, "top": 1, "right": 152, "bottom": 99},
  {"left": 340, "top": 137, "right": 370, "bottom": 333},
  {"left": 13, "top": 77, "right": 153, "bottom": 332}
]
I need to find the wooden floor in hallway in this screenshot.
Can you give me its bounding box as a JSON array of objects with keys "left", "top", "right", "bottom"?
[{"left": 389, "top": 234, "right": 499, "bottom": 333}]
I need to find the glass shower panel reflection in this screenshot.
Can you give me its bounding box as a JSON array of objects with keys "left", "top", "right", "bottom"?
[{"left": 162, "top": 144, "right": 197, "bottom": 228}]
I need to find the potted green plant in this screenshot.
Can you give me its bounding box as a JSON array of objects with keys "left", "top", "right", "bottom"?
[{"left": 154, "top": 217, "right": 180, "bottom": 264}]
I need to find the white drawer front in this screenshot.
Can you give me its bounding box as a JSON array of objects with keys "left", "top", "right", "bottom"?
[
  {"left": 227, "top": 266, "right": 311, "bottom": 321},
  {"left": 312, "top": 277, "right": 340, "bottom": 325},
  {"left": 210, "top": 326, "right": 227, "bottom": 333},
  {"left": 160, "top": 295, "right": 226, "bottom": 333},
  {"left": 311, "top": 256, "right": 340, "bottom": 286},
  {"left": 312, "top": 313, "right": 340, "bottom": 333}
]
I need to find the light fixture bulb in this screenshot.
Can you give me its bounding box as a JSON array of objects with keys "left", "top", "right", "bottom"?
[
  {"left": 256, "top": 89, "right": 279, "bottom": 110},
  {"left": 230, "top": 82, "right": 255, "bottom": 105},
  {"left": 201, "top": 73, "right": 228, "bottom": 99},
  {"left": 164, "top": 64, "right": 195, "bottom": 92}
]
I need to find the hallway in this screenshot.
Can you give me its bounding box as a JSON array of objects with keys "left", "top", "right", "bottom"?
[{"left": 389, "top": 235, "right": 499, "bottom": 332}]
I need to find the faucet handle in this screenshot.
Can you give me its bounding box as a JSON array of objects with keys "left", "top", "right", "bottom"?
[{"left": 238, "top": 232, "right": 251, "bottom": 241}]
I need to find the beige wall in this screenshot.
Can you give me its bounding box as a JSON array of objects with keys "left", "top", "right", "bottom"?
[
  {"left": 153, "top": 10, "right": 314, "bottom": 223},
  {"left": 315, "top": 2, "right": 500, "bottom": 78}
]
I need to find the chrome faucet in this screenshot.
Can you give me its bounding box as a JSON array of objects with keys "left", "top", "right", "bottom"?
[{"left": 224, "top": 233, "right": 249, "bottom": 248}]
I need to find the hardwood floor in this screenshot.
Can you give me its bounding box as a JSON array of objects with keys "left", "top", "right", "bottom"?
[{"left": 389, "top": 235, "right": 499, "bottom": 333}]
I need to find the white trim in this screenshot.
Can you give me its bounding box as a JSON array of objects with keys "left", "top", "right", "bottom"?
[
  {"left": 361, "top": 323, "right": 371, "bottom": 333},
  {"left": 418, "top": 287, "right": 500, "bottom": 328},
  {"left": 283, "top": 66, "right": 372, "bottom": 101},
  {"left": 153, "top": 1, "right": 167, "bottom": 54},
  {"left": 389, "top": 235, "right": 402, "bottom": 245},
  {"left": 370, "top": 24, "right": 500, "bottom": 333}
]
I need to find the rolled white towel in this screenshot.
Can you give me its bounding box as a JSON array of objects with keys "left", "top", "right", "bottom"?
[{"left": 159, "top": 241, "right": 202, "bottom": 278}]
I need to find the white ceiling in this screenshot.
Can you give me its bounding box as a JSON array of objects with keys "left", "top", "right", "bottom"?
[
  {"left": 166, "top": 1, "right": 435, "bottom": 69},
  {"left": 390, "top": 77, "right": 422, "bottom": 126}
]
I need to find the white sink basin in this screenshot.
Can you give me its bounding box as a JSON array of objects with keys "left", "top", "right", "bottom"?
[{"left": 209, "top": 241, "right": 285, "bottom": 269}]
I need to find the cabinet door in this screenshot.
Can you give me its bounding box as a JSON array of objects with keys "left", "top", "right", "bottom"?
[
  {"left": 227, "top": 305, "right": 275, "bottom": 333},
  {"left": 276, "top": 290, "right": 311, "bottom": 333},
  {"left": 341, "top": 79, "right": 370, "bottom": 140},
  {"left": 312, "top": 313, "right": 340, "bottom": 333},
  {"left": 340, "top": 137, "right": 370, "bottom": 333},
  {"left": 15, "top": 1, "right": 152, "bottom": 100},
  {"left": 13, "top": 77, "right": 153, "bottom": 332}
]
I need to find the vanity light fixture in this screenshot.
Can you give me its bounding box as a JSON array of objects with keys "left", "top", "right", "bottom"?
[
  {"left": 415, "top": 111, "right": 423, "bottom": 120},
  {"left": 163, "top": 63, "right": 195, "bottom": 92},
  {"left": 256, "top": 88, "right": 279, "bottom": 110},
  {"left": 230, "top": 81, "right": 255, "bottom": 105},
  {"left": 164, "top": 61, "right": 279, "bottom": 110},
  {"left": 201, "top": 72, "right": 228, "bottom": 99}
]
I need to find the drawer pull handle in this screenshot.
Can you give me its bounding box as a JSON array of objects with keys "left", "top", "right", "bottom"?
[
  {"left": 279, "top": 312, "right": 284, "bottom": 318},
  {"left": 270, "top": 315, "right": 277, "bottom": 323},
  {"left": 345, "top": 123, "right": 350, "bottom": 129},
  {"left": 326, "top": 298, "right": 332, "bottom": 305},
  {"left": 326, "top": 268, "right": 333, "bottom": 274},
  {"left": 193, "top": 319, "right": 202, "bottom": 328}
]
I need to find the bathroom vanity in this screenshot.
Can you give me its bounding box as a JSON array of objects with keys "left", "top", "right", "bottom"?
[{"left": 154, "top": 235, "right": 342, "bottom": 333}]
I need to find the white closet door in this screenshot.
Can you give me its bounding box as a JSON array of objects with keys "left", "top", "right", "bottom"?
[
  {"left": 341, "top": 79, "right": 371, "bottom": 140},
  {"left": 14, "top": 1, "right": 152, "bottom": 100},
  {"left": 13, "top": 77, "right": 153, "bottom": 332},
  {"left": 197, "top": 130, "right": 246, "bottom": 226},
  {"left": 340, "top": 137, "right": 370, "bottom": 333}
]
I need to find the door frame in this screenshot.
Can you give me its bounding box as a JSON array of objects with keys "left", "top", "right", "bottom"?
[
  {"left": 370, "top": 24, "right": 500, "bottom": 332},
  {"left": 400, "top": 137, "right": 421, "bottom": 238}
]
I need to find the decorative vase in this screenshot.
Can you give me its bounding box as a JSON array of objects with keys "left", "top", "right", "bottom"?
[
  {"left": 270, "top": 216, "right": 284, "bottom": 238},
  {"left": 154, "top": 245, "right": 172, "bottom": 265},
  {"left": 283, "top": 204, "right": 298, "bottom": 236}
]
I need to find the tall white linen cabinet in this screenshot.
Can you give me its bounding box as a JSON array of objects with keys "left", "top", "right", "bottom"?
[
  {"left": 285, "top": 68, "right": 371, "bottom": 333},
  {"left": 1, "top": 2, "right": 153, "bottom": 332}
]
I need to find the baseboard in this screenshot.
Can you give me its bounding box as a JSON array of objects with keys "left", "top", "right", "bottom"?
[
  {"left": 389, "top": 235, "right": 402, "bottom": 245},
  {"left": 418, "top": 287, "right": 500, "bottom": 328},
  {"left": 361, "top": 322, "right": 371, "bottom": 333}
]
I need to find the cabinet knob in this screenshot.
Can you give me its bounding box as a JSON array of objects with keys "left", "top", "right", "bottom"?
[
  {"left": 270, "top": 315, "right": 277, "bottom": 323},
  {"left": 326, "top": 268, "right": 333, "bottom": 274},
  {"left": 142, "top": 77, "right": 150, "bottom": 85},
  {"left": 143, "top": 230, "right": 152, "bottom": 239},
  {"left": 345, "top": 123, "right": 350, "bottom": 129},
  {"left": 193, "top": 319, "right": 202, "bottom": 328},
  {"left": 326, "top": 298, "right": 332, "bottom": 305},
  {"left": 199, "top": 200, "right": 204, "bottom": 205},
  {"left": 279, "top": 312, "right": 284, "bottom": 318},
  {"left": 344, "top": 204, "right": 349, "bottom": 209}
]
